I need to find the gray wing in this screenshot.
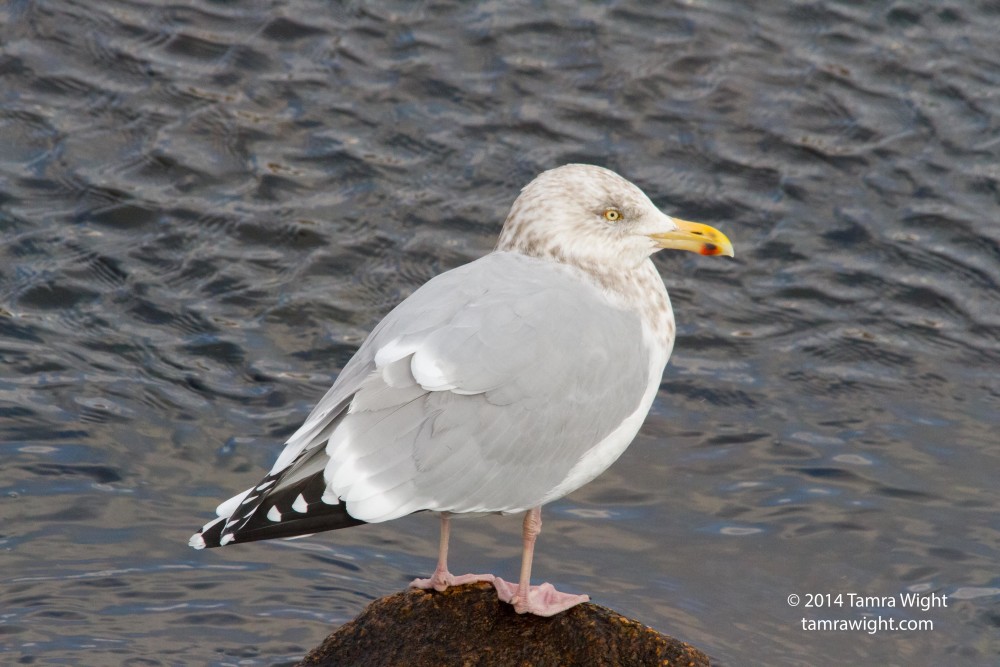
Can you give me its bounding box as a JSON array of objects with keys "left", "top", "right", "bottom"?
[
  {"left": 324, "top": 251, "right": 652, "bottom": 521},
  {"left": 192, "top": 251, "right": 653, "bottom": 547}
]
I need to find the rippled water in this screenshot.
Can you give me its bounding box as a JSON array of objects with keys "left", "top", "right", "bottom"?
[{"left": 2, "top": 1, "right": 998, "bottom": 665}]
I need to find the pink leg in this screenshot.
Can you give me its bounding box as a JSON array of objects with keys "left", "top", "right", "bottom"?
[
  {"left": 409, "top": 512, "right": 495, "bottom": 591},
  {"left": 493, "top": 507, "right": 590, "bottom": 616}
]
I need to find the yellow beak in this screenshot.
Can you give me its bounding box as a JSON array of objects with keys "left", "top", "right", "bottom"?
[{"left": 649, "top": 218, "right": 734, "bottom": 257}]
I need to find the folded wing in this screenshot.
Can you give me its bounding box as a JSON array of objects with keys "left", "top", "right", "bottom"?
[{"left": 191, "top": 252, "right": 653, "bottom": 548}]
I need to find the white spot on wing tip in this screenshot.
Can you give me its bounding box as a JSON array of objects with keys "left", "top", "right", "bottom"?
[
  {"left": 292, "top": 494, "right": 308, "bottom": 513},
  {"left": 266, "top": 506, "right": 281, "bottom": 522},
  {"left": 321, "top": 489, "right": 340, "bottom": 505},
  {"left": 220, "top": 533, "right": 235, "bottom": 546},
  {"left": 190, "top": 516, "right": 224, "bottom": 549}
]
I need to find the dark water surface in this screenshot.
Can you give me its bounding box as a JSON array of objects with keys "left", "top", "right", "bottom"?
[{"left": 2, "top": 1, "right": 999, "bottom": 665}]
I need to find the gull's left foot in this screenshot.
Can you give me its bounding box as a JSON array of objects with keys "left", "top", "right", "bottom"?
[
  {"left": 409, "top": 571, "right": 495, "bottom": 593},
  {"left": 493, "top": 577, "right": 590, "bottom": 616}
]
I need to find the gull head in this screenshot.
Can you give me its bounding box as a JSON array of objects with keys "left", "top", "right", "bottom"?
[{"left": 496, "top": 164, "right": 733, "bottom": 271}]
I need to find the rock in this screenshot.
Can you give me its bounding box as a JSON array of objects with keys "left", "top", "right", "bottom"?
[{"left": 297, "top": 582, "right": 710, "bottom": 666}]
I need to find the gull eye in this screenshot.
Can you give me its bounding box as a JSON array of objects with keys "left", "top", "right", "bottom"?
[{"left": 603, "top": 208, "right": 622, "bottom": 222}]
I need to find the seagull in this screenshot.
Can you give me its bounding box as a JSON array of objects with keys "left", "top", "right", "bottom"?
[{"left": 190, "top": 164, "right": 734, "bottom": 616}]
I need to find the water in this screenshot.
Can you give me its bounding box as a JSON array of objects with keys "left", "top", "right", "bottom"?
[{"left": 2, "top": 1, "right": 998, "bottom": 665}]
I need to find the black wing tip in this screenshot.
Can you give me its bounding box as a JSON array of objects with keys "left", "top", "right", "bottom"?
[
  {"left": 224, "top": 509, "right": 367, "bottom": 546},
  {"left": 190, "top": 508, "right": 367, "bottom": 549},
  {"left": 189, "top": 516, "right": 226, "bottom": 549},
  {"left": 191, "top": 432, "right": 368, "bottom": 550},
  {"left": 190, "top": 482, "right": 367, "bottom": 549}
]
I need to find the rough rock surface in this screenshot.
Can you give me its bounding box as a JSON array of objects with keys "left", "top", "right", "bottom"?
[{"left": 297, "top": 582, "right": 710, "bottom": 666}]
